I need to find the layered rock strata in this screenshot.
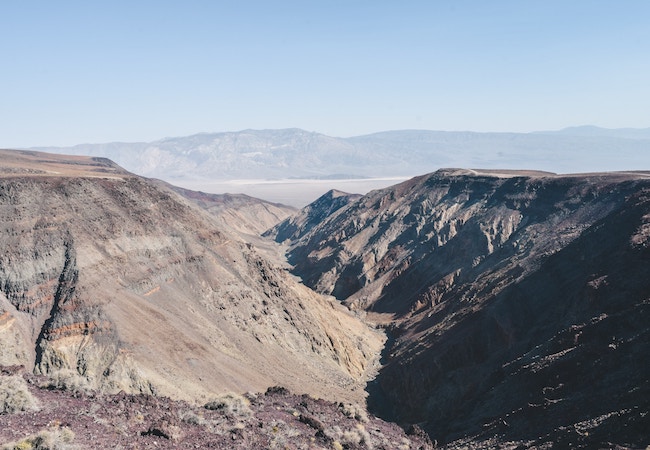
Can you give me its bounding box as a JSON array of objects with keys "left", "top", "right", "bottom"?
[
  {"left": 0, "top": 149, "right": 383, "bottom": 404},
  {"left": 275, "top": 169, "right": 650, "bottom": 447}
]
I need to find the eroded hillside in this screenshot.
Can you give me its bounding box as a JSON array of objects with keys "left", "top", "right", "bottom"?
[
  {"left": 164, "top": 183, "right": 297, "bottom": 237},
  {"left": 273, "top": 168, "right": 650, "bottom": 447},
  {"left": 0, "top": 149, "right": 384, "bottom": 405},
  {"left": 266, "top": 189, "right": 362, "bottom": 243}
]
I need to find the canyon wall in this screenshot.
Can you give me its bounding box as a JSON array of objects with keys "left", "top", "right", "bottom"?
[
  {"left": 276, "top": 169, "right": 650, "bottom": 447},
  {"left": 0, "top": 150, "right": 383, "bottom": 404}
]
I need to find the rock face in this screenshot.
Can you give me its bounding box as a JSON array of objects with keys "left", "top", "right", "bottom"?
[
  {"left": 164, "top": 183, "right": 297, "bottom": 236},
  {"left": 0, "top": 149, "right": 383, "bottom": 404},
  {"left": 280, "top": 168, "right": 650, "bottom": 447},
  {"left": 266, "top": 189, "right": 362, "bottom": 243}
]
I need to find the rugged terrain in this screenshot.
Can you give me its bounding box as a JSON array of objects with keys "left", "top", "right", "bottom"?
[
  {"left": 0, "top": 149, "right": 384, "bottom": 407},
  {"left": 0, "top": 366, "right": 432, "bottom": 449},
  {"left": 163, "top": 183, "right": 296, "bottom": 237},
  {"left": 3, "top": 148, "right": 649, "bottom": 448},
  {"left": 267, "top": 189, "right": 362, "bottom": 243},
  {"left": 271, "top": 168, "right": 650, "bottom": 447}
]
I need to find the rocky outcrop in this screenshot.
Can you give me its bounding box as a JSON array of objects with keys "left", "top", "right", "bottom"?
[
  {"left": 0, "top": 149, "right": 383, "bottom": 405},
  {"left": 0, "top": 368, "right": 433, "bottom": 449},
  {"left": 285, "top": 169, "right": 650, "bottom": 447},
  {"left": 165, "top": 183, "right": 296, "bottom": 236},
  {"left": 266, "top": 189, "right": 362, "bottom": 243}
]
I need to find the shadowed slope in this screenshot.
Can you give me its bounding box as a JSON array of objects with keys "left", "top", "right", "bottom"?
[{"left": 284, "top": 168, "right": 650, "bottom": 447}]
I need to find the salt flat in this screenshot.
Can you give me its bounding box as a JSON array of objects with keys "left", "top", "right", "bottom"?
[{"left": 172, "top": 177, "right": 410, "bottom": 207}]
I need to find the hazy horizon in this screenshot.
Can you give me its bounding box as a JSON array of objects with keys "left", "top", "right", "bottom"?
[
  {"left": 17, "top": 124, "right": 650, "bottom": 150},
  {"left": 22, "top": 125, "right": 649, "bottom": 207}
]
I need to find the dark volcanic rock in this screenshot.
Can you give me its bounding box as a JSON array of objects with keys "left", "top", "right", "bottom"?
[
  {"left": 0, "top": 368, "right": 433, "bottom": 449},
  {"left": 285, "top": 169, "right": 650, "bottom": 448}
]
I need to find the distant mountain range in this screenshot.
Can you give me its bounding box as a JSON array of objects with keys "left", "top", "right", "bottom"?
[
  {"left": 31, "top": 126, "right": 650, "bottom": 182},
  {"left": 535, "top": 125, "right": 650, "bottom": 140}
]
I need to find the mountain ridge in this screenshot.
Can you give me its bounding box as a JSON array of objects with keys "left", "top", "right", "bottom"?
[
  {"left": 272, "top": 168, "right": 650, "bottom": 447},
  {"left": 30, "top": 127, "right": 650, "bottom": 185},
  {"left": 535, "top": 125, "right": 650, "bottom": 140},
  {"left": 0, "top": 149, "right": 382, "bottom": 406}
]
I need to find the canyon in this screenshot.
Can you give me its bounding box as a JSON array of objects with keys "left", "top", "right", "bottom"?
[
  {"left": 0, "top": 149, "right": 383, "bottom": 407},
  {"left": 1, "top": 149, "right": 649, "bottom": 448},
  {"left": 269, "top": 168, "right": 650, "bottom": 447}
]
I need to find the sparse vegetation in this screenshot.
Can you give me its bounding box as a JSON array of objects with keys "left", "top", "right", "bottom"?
[
  {"left": 1, "top": 426, "right": 76, "bottom": 450},
  {"left": 204, "top": 392, "right": 252, "bottom": 417},
  {"left": 0, "top": 368, "right": 432, "bottom": 448},
  {"left": 39, "top": 370, "right": 90, "bottom": 395},
  {"left": 327, "top": 423, "right": 372, "bottom": 449},
  {"left": 340, "top": 402, "right": 369, "bottom": 423},
  {"left": 0, "top": 375, "right": 40, "bottom": 414},
  {"left": 179, "top": 409, "right": 206, "bottom": 426}
]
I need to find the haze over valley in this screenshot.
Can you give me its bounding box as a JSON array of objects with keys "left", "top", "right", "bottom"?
[{"left": 32, "top": 126, "right": 650, "bottom": 206}]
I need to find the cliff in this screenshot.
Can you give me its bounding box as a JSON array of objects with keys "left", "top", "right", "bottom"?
[
  {"left": 282, "top": 168, "right": 650, "bottom": 447},
  {"left": 0, "top": 149, "right": 383, "bottom": 404}
]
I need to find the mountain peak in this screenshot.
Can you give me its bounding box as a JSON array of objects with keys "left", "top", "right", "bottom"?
[{"left": 265, "top": 189, "right": 362, "bottom": 243}]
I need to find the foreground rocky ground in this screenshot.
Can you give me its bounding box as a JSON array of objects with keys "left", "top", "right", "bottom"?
[{"left": 0, "top": 366, "right": 432, "bottom": 449}]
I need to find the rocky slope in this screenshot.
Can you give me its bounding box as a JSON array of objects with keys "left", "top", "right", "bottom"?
[
  {"left": 0, "top": 149, "right": 384, "bottom": 406},
  {"left": 0, "top": 367, "right": 432, "bottom": 449},
  {"left": 274, "top": 168, "right": 650, "bottom": 447},
  {"left": 266, "top": 189, "right": 362, "bottom": 243},
  {"left": 164, "top": 183, "right": 297, "bottom": 237}
]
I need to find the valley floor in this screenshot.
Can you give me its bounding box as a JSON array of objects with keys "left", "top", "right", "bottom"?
[{"left": 173, "top": 177, "right": 410, "bottom": 207}]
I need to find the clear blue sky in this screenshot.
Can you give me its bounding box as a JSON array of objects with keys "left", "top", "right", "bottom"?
[{"left": 1, "top": 1, "right": 648, "bottom": 147}]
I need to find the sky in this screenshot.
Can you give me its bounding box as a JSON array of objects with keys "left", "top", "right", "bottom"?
[{"left": 1, "top": 0, "right": 649, "bottom": 147}]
